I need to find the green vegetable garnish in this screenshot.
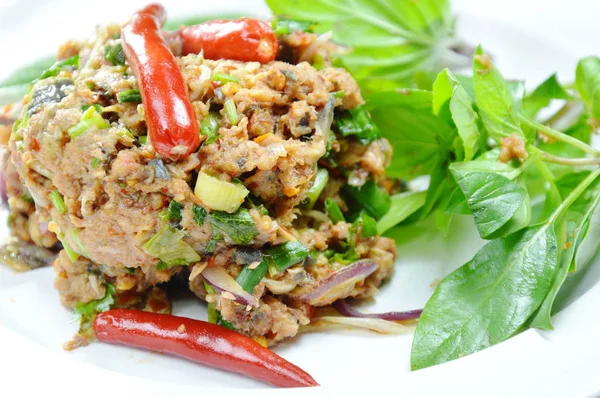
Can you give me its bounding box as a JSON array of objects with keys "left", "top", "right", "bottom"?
[
  {"left": 272, "top": 18, "right": 316, "bottom": 35},
  {"left": 304, "top": 168, "right": 329, "bottom": 209},
  {"left": 224, "top": 99, "right": 239, "bottom": 126},
  {"left": 143, "top": 226, "right": 201, "bottom": 267},
  {"left": 168, "top": 200, "right": 183, "bottom": 224},
  {"left": 49, "top": 190, "right": 67, "bottom": 214},
  {"left": 104, "top": 43, "right": 126, "bottom": 66},
  {"left": 200, "top": 112, "right": 220, "bottom": 144},
  {"left": 211, "top": 73, "right": 240, "bottom": 85},
  {"left": 354, "top": 211, "right": 377, "bottom": 237},
  {"left": 343, "top": 180, "right": 391, "bottom": 220},
  {"left": 264, "top": 241, "right": 309, "bottom": 272},
  {"left": 39, "top": 55, "right": 80, "bottom": 80},
  {"left": 74, "top": 283, "right": 116, "bottom": 319},
  {"left": 325, "top": 198, "right": 345, "bottom": 224},
  {"left": 193, "top": 204, "right": 207, "bottom": 225},
  {"left": 208, "top": 209, "right": 258, "bottom": 245},
  {"left": 117, "top": 89, "right": 142, "bottom": 103},
  {"left": 67, "top": 105, "right": 109, "bottom": 137},
  {"left": 236, "top": 260, "right": 268, "bottom": 293},
  {"left": 335, "top": 106, "right": 381, "bottom": 144}
]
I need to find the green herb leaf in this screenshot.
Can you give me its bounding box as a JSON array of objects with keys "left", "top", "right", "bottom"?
[
  {"left": 450, "top": 166, "right": 531, "bottom": 239},
  {"left": 193, "top": 204, "right": 207, "bottom": 225},
  {"left": 335, "top": 106, "right": 381, "bottom": 144},
  {"left": 143, "top": 226, "right": 200, "bottom": 267},
  {"left": 529, "top": 173, "right": 600, "bottom": 329},
  {"left": 343, "top": 179, "right": 391, "bottom": 220},
  {"left": 433, "top": 69, "right": 480, "bottom": 160},
  {"left": 74, "top": 284, "right": 116, "bottom": 318},
  {"left": 354, "top": 211, "right": 378, "bottom": 237},
  {"left": 0, "top": 56, "right": 55, "bottom": 88},
  {"left": 575, "top": 56, "right": 600, "bottom": 119},
  {"left": 168, "top": 200, "right": 183, "bottom": 224},
  {"left": 473, "top": 46, "right": 524, "bottom": 142},
  {"left": 266, "top": 0, "right": 455, "bottom": 92},
  {"left": 304, "top": 168, "right": 329, "bottom": 209},
  {"left": 366, "top": 89, "right": 455, "bottom": 179},
  {"left": 208, "top": 209, "right": 258, "bottom": 245},
  {"left": 411, "top": 225, "right": 558, "bottom": 370},
  {"left": 377, "top": 191, "right": 427, "bottom": 234},
  {"left": 523, "top": 74, "right": 572, "bottom": 117}
]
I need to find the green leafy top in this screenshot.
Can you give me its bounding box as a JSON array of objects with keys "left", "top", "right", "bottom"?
[{"left": 266, "top": 0, "right": 457, "bottom": 91}]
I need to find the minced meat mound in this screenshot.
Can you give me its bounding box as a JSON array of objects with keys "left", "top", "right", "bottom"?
[{"left": 7, "top": 23, "right": 397, "bottom": 345}]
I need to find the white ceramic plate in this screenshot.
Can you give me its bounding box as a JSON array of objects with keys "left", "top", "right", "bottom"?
[{"left": 1, "top": 1, "right": 600, "bottom": 396}]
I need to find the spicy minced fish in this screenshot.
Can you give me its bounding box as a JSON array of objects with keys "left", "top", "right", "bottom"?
[{"left": 4, "top": 12, "right": 397, "bottom": 346}]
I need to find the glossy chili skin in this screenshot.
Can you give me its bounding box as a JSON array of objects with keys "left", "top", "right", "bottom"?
[
  {"left": 94, "top": 309, "right": 319, "bottom": 388},
  {"left": 179, "top": 18, "right": 278, "bottom": 63},
  {"left": 121, "top": 4, "right": 202, "bottom": 161}
]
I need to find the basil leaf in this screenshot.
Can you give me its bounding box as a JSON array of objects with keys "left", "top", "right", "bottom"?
[
  {"left": 473, "top": 46, "right": 524, "bottom": 142},
  {"left": 433, "top": 69, "right": 481, "bottom": 160},
  {"left": 377, "top": 191, "right": 427, "bottom": 234},
  {"left": 575, "top": 56, "right": 600, "bottom": 119},
  {"left": 266, "top": 0, "right": 455, "bottom": 91},
  {"left": 0, "top": 56, "right": 55, "bottom": 89},
  {"left": 529, "top": 174, "right": 600, "bottom": 329},
  {"left": 366, "top": 90, "right": 455, "bottom": 179},
  {"left": 523, "top": 74, "right": 572, "bottom": 117},
  {"left": 411, "top": 225, "right": 558, "bottom": 370},
  {"left": 450, "top": 166, "right": 531, "bottom": 239}
]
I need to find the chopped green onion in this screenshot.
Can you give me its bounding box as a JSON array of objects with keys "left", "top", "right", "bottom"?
[
  {"left": 343, "top": 179, "right": 391, "bottom": 220},
  {"left": 81, "top": 104, "right": 102, "bottom": 113},
  {"left": 67, "top": 106, "right": 109, "bottom": 137},
  {"left": 62, "top": 239, "right": 80, "bottom": 262},
  {"left": 211, "top": 73, "right": 240, "bottom": 85},
  {"left": 12, "top": 118, "right": 22, "bottom": 135},
  {"left": 168, "top": 200, "right": 183, "bottom": 224},
  {"left": 194, "top": 171, "right": 249, "bottom": 213},
  {"left": 125, "top": 267, "right": 135, "bottom": 274},
  {"left": 224, "top": 99, "right": 239, "bottom": 126},
  {"left": 193, "top": 204, "right": 207, "bottom": 225},
  {"left": 104, "top": 43, "right": 126, "bottom": 66},
  {"left": 271, "top": 18, "right": 316, "bottom": 35},
  {"left": 335, "top": 106, "right": 381, "bottom": 144},
  {"left": 304, "top": 168, "right": 329, "bottom": 209},
  {"left": 312, "top": 54, "right": 325, "bottom": 70},
  {"left": 200, "top": 112, "right": 220, "bottom": 144},
  {"left": 325, "top": 198, "right": 345, "bottom": 224},
  {"left": 333, "top": 90, "right": 345, "bottom": 99},
  {"left": 50, "top": 190, "right": 67, "bottom": 214},
  {"left": 90, "top": 157, "right": 102, "bottom": 169},
  {"left": 39, "top": 55, "right": 80, "bottom": 80},
  {"left": 208, "top": 209, "right": 258, "bottom": 245},
  {"left": 264, "top": 241, "right": 309, "bottom": 272},
  {"left": 142, "top": 226, "right": 201, "bottom": 267},
  {"left": 236, "top": 259, "right": 268, "bottom": 293},
  {"left": 68, "top": 228, "right": 91, "bottom": 258},
  {"left": 158, "top": 209, "right": 170, "bottom": 222},
  {"left": 138, "top": 135, "right": 147, "bottom": 145},
  {"left": 74, "top": 284, "right": 116, "bottom": 319},
  {"left": 20, "top": 193, "right": 33, "bottom": 203},
  {"left": 156, "top": 260, "right": 169, "bottom": 270},
  {"left": 217, "top": 312, "right": 235, "bottom": 330},
  {"left": 354, "top": 211, "right": 378, "bottom": 237},
  {"left": 117, "top": 89, "right": 142, "bottom": 103}
]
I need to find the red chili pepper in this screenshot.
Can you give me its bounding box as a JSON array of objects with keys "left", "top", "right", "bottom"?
[
  {"left": 179, "top": 19, "right": 278, "bottom": 63},
  {"left": 121, "top": 4, "right": 202, "bottom": 161},
  {"left": 94, "top": 309, "right": 319, "bottom": 388}
]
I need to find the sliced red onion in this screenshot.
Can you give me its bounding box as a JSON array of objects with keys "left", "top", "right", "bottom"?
[
  {"left": 334, "top": 299, "right": 422, "bottom": 321},
  {"left": 202, "top": 266, "right": 259, "bottom": 307},
  {"left": 290, "top": 259, "right": 378, "bottom": 306}
]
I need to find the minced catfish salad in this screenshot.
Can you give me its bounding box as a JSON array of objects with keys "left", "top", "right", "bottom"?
[{"left": 2, "top": 3, "right": 399, "bottom": 356}]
